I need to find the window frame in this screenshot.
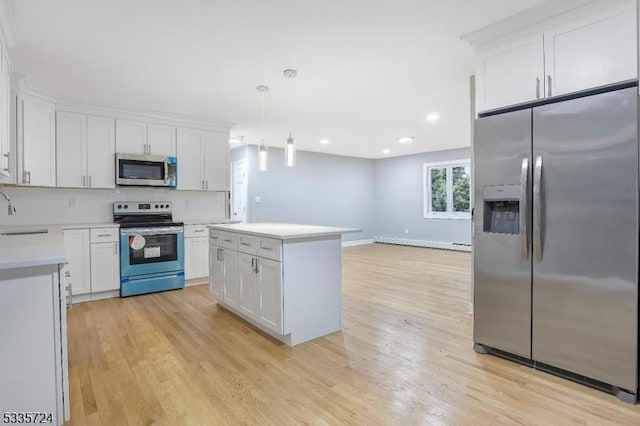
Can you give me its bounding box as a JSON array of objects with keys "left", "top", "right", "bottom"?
[{"left": 423, "top": 159, "right": 471, "bottom": 220}]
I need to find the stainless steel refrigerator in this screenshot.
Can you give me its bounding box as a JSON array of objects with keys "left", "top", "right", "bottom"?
[{"left": 473, "top": 84, "right": 639, "bottom": 403}]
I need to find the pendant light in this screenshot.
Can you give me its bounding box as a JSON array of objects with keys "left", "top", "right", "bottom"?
[
  {"left": 283, "top": 69, "right": 297, "bottom": 167},
  {"left": 257, "top": 85, "right": 269, "bottom": 172}
]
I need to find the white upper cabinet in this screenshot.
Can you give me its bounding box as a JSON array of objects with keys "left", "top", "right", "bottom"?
[
  {"left": 56, "top": 112, "right": 86, "bottom": 188},
  {"left": 147, "top": 123, "right": 176, "bottom": 156},
  {"left": 86, "top": 116, "right": 115, "bottom": 189},
  {"left": 544, "top": 2, "right": 637, "bottom": 97},
  {"left": 18, "top": 93, "right": 56, "bottom": 187},
  {"left": 177, "top": 127, "right": 204, "bottom": 190},
  {"left": 115, "top": 119, "right": 147, "bottom": 155},
  {"left": 472, "top": 1, "right": 637, "bottom": 113},
  {"left": 476, "top": 35, "right": 545, "bottom": 112},
  {"left": 203, "top": 131, "right": 229, "bottom": 191},
  {"left": 177, "top": 127, "right": 229, "bottom": 191},
  {"left": 57, "top": 112, "right": 115, "bottom": 188},
  {"left": 0, "top": 43, "right": 11, "bottom": 183}
]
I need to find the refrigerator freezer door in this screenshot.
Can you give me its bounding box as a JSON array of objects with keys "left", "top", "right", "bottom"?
[
  {"left": 532, "top": 87, "right": 638, "bottom": 391},
  {"left": 473, "top": 109, "right": 532, "bottom": 358}
]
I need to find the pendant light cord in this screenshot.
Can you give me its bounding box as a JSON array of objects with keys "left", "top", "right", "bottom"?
[
  {"left": 261, "top": 89, "right": 266, "bottom": 143},
  {"left": 288, "top": 76, "right": 294, "bottom": 138}
]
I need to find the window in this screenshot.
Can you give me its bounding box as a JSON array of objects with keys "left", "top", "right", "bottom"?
[{"left": 424, "top": 160, "right": 471, "bottom": 219}]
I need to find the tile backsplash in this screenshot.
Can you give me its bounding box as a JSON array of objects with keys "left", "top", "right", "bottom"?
[{"left": 0, "top": 186, "right": 227, "bottom": 226}]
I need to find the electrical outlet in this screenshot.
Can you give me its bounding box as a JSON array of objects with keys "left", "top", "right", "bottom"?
[
  {"left": 255, "top": 196, "right": 261, "bottom": 203},
  {"left": 404, "top": 228, "right": 409, "bottom": 234}
]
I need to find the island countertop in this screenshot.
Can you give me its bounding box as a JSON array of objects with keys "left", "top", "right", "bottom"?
[
  {"left": 0, "top": 225, "right": 67, "bottom": 270},
  {"left": 208, "top": 222, "right": 361, "bottom": 240}
]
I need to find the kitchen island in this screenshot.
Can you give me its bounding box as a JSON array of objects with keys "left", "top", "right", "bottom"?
[
  {"left": 208, "top": 223, "right": 360, "bottom": 346},
  {"left": 0, "top": 226, "right": 69, "bottom": 425}
]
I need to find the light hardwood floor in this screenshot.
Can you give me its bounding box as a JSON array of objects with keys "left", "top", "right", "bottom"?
[{"left": 66, "top": 243, "right": 640, "bottom": 425}]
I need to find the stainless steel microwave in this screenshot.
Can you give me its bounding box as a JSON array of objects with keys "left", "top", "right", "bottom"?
[{"left": 115, "top": 153, "right": 177, "bottom": 187}]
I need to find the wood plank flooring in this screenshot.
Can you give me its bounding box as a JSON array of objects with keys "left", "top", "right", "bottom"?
[{"left": 66, "top": 243, "right": 640, "bottom": 425}]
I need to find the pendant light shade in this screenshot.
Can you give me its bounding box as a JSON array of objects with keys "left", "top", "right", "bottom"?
[
  {"left": 259, "top": 143, "right": 268, "bottom": 172},
  {"left": 285, "top": 133, "right": 295, "bottom": 167},
  {"left": 257, "top": 85, "right": 269, "bottom": 172},
  {"left": 284, "top": 69, "right": 297, "bottom": 168}
]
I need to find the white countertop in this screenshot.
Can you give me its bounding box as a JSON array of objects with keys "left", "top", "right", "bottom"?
[
  {"left": 208, "top": 222, "right": 361, "bottom": 240},
  {"left": 183, "top": 219, "right": 241, "bottom": 226},
  {"left": 60, "top": 223, "right": 119, "bottom": 230},
  {"left": 0, "top": 225, "right": 67, "bottom": 270}
]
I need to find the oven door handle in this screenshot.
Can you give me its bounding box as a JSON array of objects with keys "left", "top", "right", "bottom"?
[{"left": 120, "top": 227, "right": 184, "bottom": 235}]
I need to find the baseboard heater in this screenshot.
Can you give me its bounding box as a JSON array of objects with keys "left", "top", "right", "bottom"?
[{"left": 373, "top": 236, "right": 471, "bottom": 252}]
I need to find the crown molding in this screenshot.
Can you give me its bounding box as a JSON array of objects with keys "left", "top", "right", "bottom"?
[
  {"left": 56, "top": 97, "right": 234, "bottom": 132},
  {"left": 0, "top": 0, "right": 18, "bottom": 48},
  {"left": 460, "top": 0, "right": 602, "bottom": 47}
]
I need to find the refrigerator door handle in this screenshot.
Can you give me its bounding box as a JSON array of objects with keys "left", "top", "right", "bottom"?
[
  {"left": 533, "top": 156, "right": 543, "bottom": 262},
  {"left": 520, "top": 158, "right": 529, "bottom": 260}
]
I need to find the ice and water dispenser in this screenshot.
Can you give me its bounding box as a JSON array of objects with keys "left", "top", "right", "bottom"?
[{"left": 483, "top": 185, "right": 520, "bottom": 235}]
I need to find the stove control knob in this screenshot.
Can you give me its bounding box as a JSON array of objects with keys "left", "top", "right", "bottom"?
[
  {"left": 117, "top": 204, "right": 122, "bottom": 209},
  {"left": 155, "top": 204, "right": 159, "bottom": 209},
  {"left": 124, "top": 204, "right": 129, "bottom": 209}
]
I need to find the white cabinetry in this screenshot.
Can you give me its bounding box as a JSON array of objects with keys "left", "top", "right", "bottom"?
[
  {"left": 209, "top": 244, "right": 224, "bottom": 298},
  {"left": 177, "top": 127, "right": 229, "bottom": 191},
  {"left": 473, "top": 1, "right": 637, "bottom": 113},
  {"left": 56, "top": 112, "right": 115, "bottom": 188},
  {"left": 222, "top": 248, "right": 239, "bottom": 308},
  {"left": 62, "top": 226, "right": 120, "bottom": 301},
  {"left": 544, "top": 3, "right": 636, "bottom": 97},
  {"left": 256, "top": 257, "right": 283, "bottom": 333},
  {"left": 185, "top": 225, "right": 209, "bottom": 280},
  {"left": 115, "top": 119, "right": 147, "bottom": 155},
  {"left": 476, "top": 35, "right": 544, "bottom": 111},
  {"left": 116, "top": 120, "right": 176, "bottom": 156},
  {"left": 238, "top": 252, "right": 258, "bottom": 317},
  {"left": 0, "top": 264, "right": 69, "bottom": 425},
  {"left": 17, "top": 93, "right": 56, "bottom": 186},
  {"left": 62, "top": 229, "right": 91, "bottom": 296},
  {"left": 0, "top": 41, "right": 11, "bottom": 182}
]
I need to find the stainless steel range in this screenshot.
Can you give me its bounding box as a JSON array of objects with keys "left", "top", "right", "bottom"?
[{"left": 114, "top": 201, "right": 185, "bottom": 297}]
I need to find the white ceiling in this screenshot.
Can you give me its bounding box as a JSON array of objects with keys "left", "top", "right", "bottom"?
[{"left": 10, "top": 0, "right": 549, "bottom": 159}]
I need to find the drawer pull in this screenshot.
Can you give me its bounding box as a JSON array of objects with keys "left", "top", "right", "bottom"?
[
  {"left": 260, "top": 245, "right": 273, "bottom": 251},
  {"left": 194, "top": 229, "right": 205, "bottom": 233},
  {"left": 240, "top": 242, "right": 251, "bottom": 246},
  {"left": 224, "top": 239, "right": 233, "bottom": 243},
  {"left": 97, "top": 234, "right": 111, "bottom": 238}
]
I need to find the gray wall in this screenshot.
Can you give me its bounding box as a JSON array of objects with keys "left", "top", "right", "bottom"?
[
  {"left": 231, "top": 145, "right": 471, "bottom": 246},
  {"left": 236, "top": 145, "right": 375, "bottom": 242},
  {"left": 373, "top": 147, "right": 471, "bottom": 246}
]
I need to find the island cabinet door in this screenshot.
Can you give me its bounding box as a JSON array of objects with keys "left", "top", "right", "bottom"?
[
  {"left": 257, "top": 258, "right": 283, "bottom": 334},
  {"left": 222, "top": 248, "right": 239, "bottom": 308},
  {"left": 238, "top": 252, "right": 258, "bottom": 318},
  {"left": 209, "top": 245, "right": 224, "bottom": 298}
]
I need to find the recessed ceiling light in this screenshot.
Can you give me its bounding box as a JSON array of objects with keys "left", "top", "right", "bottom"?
[
  {"left": 426, "top": 113, "right": 440, "bottom": 122},
  {"left": 382, "top": 149, "right": 391, "bottom": 154},
  {"left": 320, "top": 139, "right": 330, "bottom": 145},
  {"left": 397, "top": 136, "right": 414, "bottom": 144},
  {"left": 229, "top": 136, "right": 243, "bottom": 144}
]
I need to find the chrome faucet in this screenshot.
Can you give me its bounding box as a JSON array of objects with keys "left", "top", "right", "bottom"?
[{"left": 0, "top": 190, "right": 16, "bottom": 215}]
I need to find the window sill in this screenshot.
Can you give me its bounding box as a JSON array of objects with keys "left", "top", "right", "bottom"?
[{"left": 424, "top": 214, "right": 471, "bottom": 221}]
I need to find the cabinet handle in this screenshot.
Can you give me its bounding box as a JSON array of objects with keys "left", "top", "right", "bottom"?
[
  {"left": 64, "top": 270, "right": 71, "bottom": 278},
  {"left": 220, "top": 248, "right": 224, "bottom": 261},
  {"left": 114, "top": 243, "right": 118, "bottom": 255},
  {"left": 535, "top": 78, "right": 541, "bottom": 99},
  {"left": 206, "top": 180, "right": 209, "bottom": 190},
  {"left": 547, "top": 75, "right": 552, "bottom": 97},
  {"left": 82, "top": 175, "right": 86, "bottom": 187},
  {"left": 216, "top": 247, "right": 220, "bottom": 261},
  {"left": 254, "top": 258, "right": 259, "bottom": 274},
  {"left": 260, "top": 245, "right": 273, "bottom": 251},
  {"left": 240, "top": 242, "right": 251, "bottom": 246},
  {"left": 251, "top": 257, "right": 255, "bottom": 270},
  {"left": 27, "top": 171, "right": 31, "bottom": 184},
  {"left": 194, "top": 229, "right": 205, "bottom": 233},
  {"left": 148, "top": 144, "right": 151, "bottom": 155},
  {"left": 89, "top": 175, "right": 92, "bottom": 187},
  {"left": 67, "top": 282, "right": 73, "bottom": 308},
  {"left": 224, "top": 239, "right": 232, "bottom": 243}
]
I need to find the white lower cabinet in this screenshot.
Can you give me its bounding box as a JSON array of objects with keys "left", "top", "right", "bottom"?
[
  {"left": 209, "top": 245, "right": 224, "bottom": 298},
  {"left": 185, "top": 225, "right": 210, "bottom": 280},
  {"left": 0, "top": 264, "right": 69, "bottom": 425},
  {"left": 62, "top": 226, "right": 120, "bottom": 300},
  {"left": 90, "top": 242, "right": 120, "bottom": 293},
  {"left": 238, "top": 252, "right": 258, "bottom": 317},
  {"left": 222, "top": 248, "right": 239, "bottom": 308},
  {"left": 256, "top": 257, "right": 283, "bottom": 334},
  {"left": 61, "top": 229, "right": 91, "bottom": 296},
  {"left": 209, "top": 232, "right": 284, "bottom": 335}
]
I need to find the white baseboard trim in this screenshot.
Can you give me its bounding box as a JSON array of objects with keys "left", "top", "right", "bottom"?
[
  {"left": 373, "top": 236, "right": 472, "bottom": 252},
  {"left": 186, "top": 278, "right": 208, "bottom": 287},
  {"left": 342, "top": 238, "right": 374, "bottom": 247}
]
